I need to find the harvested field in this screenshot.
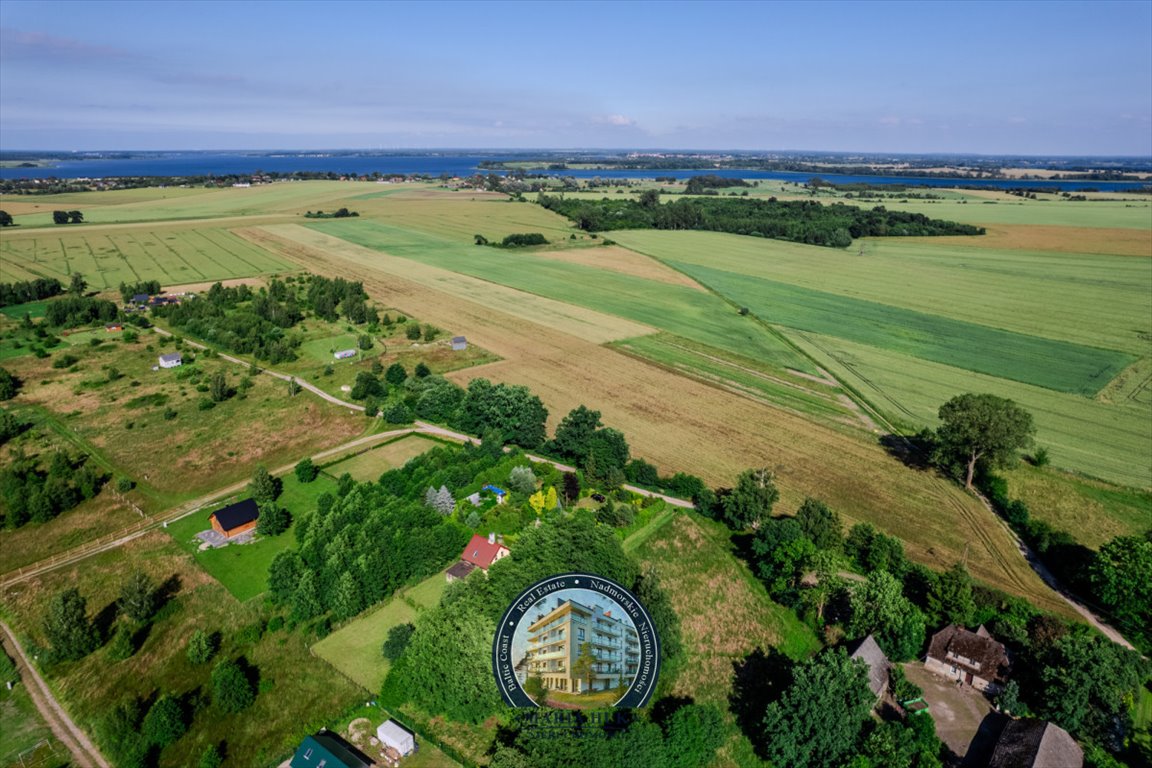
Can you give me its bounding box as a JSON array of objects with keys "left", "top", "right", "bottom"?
[
  {"left": 528, "top": 245, "right": 706, "bottom": 289},
  {"left": 322, "top": 435, "right": 440, "bottom": 483},
  {"left": 235, "top": 224, "right": 655, "bottom": 344},
  {"left": 251, "top": 222, "right": 1071, "bottom": 614},
  {"left": 920, "top": 224, "right": 1152, "bottom": 257}
]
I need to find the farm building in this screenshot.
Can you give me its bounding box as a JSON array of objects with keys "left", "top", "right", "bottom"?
[
  {"left": 451, "top": 335, "right": 467, "bottom": 351},
  {"left": 447, "top": 533, "right": 509, "bottom": 582},
  {"left": 209, "top": 498, "right": 260, "bottom": 539},
  {"left": 847, "top": 634, "right": 891, "bottom": 699},
  {"left": 988, "top": 719, "right": 1083, "bottom": 768},
  {"left": 924, "top": 624, "right": 1009, "bottom": 695},
  {"left": 375, "top": 719, "right": 416, "bottom": 758},
  {"left": 104, "top": 322, "right": 123, "bottom": 332},
  {"left": 131, "top": 293, "right": 150, "bottom": 305},
  {"left": 158, "top": 352, "right": 183, "bottom": 368},
  {"left": 334, "top": 349, "right": 357, "bottom": 360},
  {"left": 290, "top": 731, "right": 372, "bottom": 768}
]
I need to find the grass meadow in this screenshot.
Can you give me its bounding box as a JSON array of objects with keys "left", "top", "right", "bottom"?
[
  {"left": 0, "top": 532, "right": 364, "bottom": 768},
  {"left": 0, "top": 676, "right": 69, "bottom": 768},
  {"left": 633, "top": 511, "right": 820, "bottom": 768},
  {"left": 322, "top": 434, "right": 441, "bottom": 483}
]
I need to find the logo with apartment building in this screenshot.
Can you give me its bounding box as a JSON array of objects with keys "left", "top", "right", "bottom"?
[{"left": 493, "top": 573, "right": 660, "bottom": 710}]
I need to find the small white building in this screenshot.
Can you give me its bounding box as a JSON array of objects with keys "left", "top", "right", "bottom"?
[
  {"left": 451, "top": 336, "right": 467, "bottom": 351},
  {"left": 158, "top": 352, "right": 183, "bottom": 369},
  {"left": 376, "top": 719, "right": 416, "bottom": 757},
  {"left": 334, "top": 349, "right": 357, "bottom": 360}
]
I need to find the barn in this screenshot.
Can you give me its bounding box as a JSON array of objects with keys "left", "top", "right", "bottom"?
[{"left": 209, "top": 499, "right": 260, "bottom": 538}]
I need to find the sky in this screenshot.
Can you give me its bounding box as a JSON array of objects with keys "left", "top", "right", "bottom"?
[{"left": 1, "top": 0, "right": 1150, "bottom": 155}]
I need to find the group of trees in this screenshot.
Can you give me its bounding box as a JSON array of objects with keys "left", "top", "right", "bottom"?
[
  {"left": 683, "top": 174, "right": 752, "bottom": 194},
  {"left": 0, "top": 277, "right": 63, "bottom": 307},
  {"left": 118, "top": 280, "right": 162, "bottom": 302},
  {"left": 538, "top": 193, "right": 985, "bottom": 248},
  {"left": 267, "top": 478, "right": 471, "bottom": 624},
  {"left": 44, "top": 296, "right": 119, "bottom": 328},
  {"left": 543, "top": 405, "right": 631, "bottom": 486},
  {"left": 303, "top": 207, "right": 359, "bottom": 218},
  {"left": 52, "top": 210, "right": 84, "bottom": 224},
  {"left": 0, "top": 447, "right": 106, "bottom": 528},
  {"left": 405, "top": 375, "right": 549, "bottom": 448}
]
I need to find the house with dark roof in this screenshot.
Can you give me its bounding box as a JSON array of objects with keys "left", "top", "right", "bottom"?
[
  {"left": 925, "top": 624, "right": 1009, "bottom": 694},
  {"left": 848, "top": 634, "right": 891, "bottom": 699},
  {"left": 987, "top": 719, "right": 1083, "bottom": 768},
  {"left": 158, "top": 352, "right": 183, "bottom": 368},
  {"left": 290, "top": 731, "right": 372, "bottom": 768},
  {"left": 446, "top": 533, "right": 509, "bottom": 582},
  {"left": 209, "top": 498, "right": 260, "bottom": 539}
]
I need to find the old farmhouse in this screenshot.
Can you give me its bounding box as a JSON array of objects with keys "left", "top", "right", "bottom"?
[
  {"left": 848, "top": 634, "right": 891, "bottom": 700},
  {"left": 925, "top": 624, "right": 1009, "bottom": 694},
  {"left": 209, "top": 498, "right": 260, "bottom": 539}
]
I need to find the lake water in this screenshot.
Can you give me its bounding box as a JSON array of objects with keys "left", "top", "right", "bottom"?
[{"left": 1, "top": 152, "right": 1147, "bottom": 191}]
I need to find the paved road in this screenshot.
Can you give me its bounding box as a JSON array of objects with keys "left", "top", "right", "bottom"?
[{"left": 0, "top": 621, "right": 110, "bottom": 768}]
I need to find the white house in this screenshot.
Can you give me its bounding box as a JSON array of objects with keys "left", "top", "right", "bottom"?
[
  {"left": 376, "top": 719, "right": 415, "bottom": 757},
  {"left": 158, "top": 353, "right": 183, "bottom": 369},
  {"left": 334, "top": 349, "right": 357, "bottom": 360}
]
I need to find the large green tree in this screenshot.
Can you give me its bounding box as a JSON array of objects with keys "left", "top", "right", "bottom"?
[
  {"left": 926, "top": 562, "right": 976, "bottom": 627},
  {"left": 761, "top": 649, "right": 875, "bottom": 768},
  {"left": 550, "top": 405, "right": 602, "bottom": 460},
  {"left": 42, "top": 588, "right": 99, "bottom": 661},
  {"left": 141, "top": 694, "right": 186, "bottom": 747},
  {"left": 1089, "top": 532, "right": 1152, "bottom": 648},
  {"left": 934, "top": 393, "right": 1035, "bottom": 489},
  {"left": 117, "top": 570, "right": 158, "bottom": 624},
  {"left": 247, "top": 465, "right": 280, "bottom": 505},
  {"left": 795, "top": 497, "right": 842, "bottom": 551},
  {"left": 721, "top": 467, "right": 779, "bottom": 529},
  {"left": 848, "top": 571, "right": 927, "bottom": 661},
  {"left": 0, "top": 367, "right": 20, "bottom": 401}
]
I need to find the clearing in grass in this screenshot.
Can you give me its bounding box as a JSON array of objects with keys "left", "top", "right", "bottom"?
[{"left": 322, "top": 435, "right": 442, "bottom": 483}]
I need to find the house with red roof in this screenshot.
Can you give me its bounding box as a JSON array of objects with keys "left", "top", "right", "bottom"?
[{"left": 446, "top": 533, "right": 510, "bottom": 582}]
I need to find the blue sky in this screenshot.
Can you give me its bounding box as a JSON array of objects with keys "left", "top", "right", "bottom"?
[{"left": 1, "top": 0, "right": 1149, "bottom": 154}]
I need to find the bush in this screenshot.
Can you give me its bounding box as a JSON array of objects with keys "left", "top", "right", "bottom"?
[
  {"left": 1032, "top": 447, "right": 1050, "bottom": 467},
  {"left": 187, "top": 629, "right": 218, "bottom": 665},
  {"left": 116, "top": 477, "right": 135, "bottom": 493},
  {"left": 294, "top": 457, "right": 318, "bottom": 483},
  {"left": 384, "top": 403, "right": 412, "bottom": 424},
  {"left": 405, "top": 324, "right": 422, "bottom": 340},
  {"left": 211, "top": 659, "right": 255, "bottom": 713},
  {"left": 142, "top": 695, "right": 186, "bottom": 747}
]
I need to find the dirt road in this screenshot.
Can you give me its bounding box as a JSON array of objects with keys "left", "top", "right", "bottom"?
[{"left": 0, "top": 621, "right": 110, "bottom": 768}]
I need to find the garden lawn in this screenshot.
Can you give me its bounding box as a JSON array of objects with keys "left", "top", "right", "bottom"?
[{"left": 312, "top": 595, "right": 418, "bottom": 692}]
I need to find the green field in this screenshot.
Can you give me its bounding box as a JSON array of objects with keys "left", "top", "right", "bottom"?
[
  {"left": 0, "top": 227, "right": 293, "bottom": 288},
  {"left": 307, "top": 218, "right": 818, "bottom": 372},
  {"left": 791, "top": 330, "right": 1151, "bottom": 487},
  {"left": 612, "top": 230, "right": 1152, "bottom": 355},
  {"left": 667, "top": 259, "right": 1133, "bottom": 396},
  {"left": 0, "top": 676, "right": 68, "bottom": 768},
  {"left": 0, "top": 300, "right": 51, "bottom": 320},
  {"left": 613, "top": 333, "right": 859, "bottom": 426},
  {"left": 313, "top": 586, "right": 423, "bottom": 692},
  {"left": 165, "top": 473, "right": 338, "bottom": 601},
  {"left": 322, "top": 435, "right": 441, "bottom": 483}
]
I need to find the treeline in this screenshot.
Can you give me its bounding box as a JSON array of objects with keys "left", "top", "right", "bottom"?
[
  {"left": 684, "top": 174, "right": 751, "bottom": 194},
  {"left": 0, "top": 278, "right": 63, "bottom": 308},
  {"left": 267, "top": 480, "right": 471, "bottom": 624},
  {"left": 409, "top": 376, "right": 549, "bottom": 448},
  {"left": 303, "top": 207, "right": 359, "bottom": 219},
  {"left": 44, "top": 296, "right": 119, "bottom": 328},
  {"left": 0, "top": 447, "right": 106, "bottom": 528},
  {"left": 118, "top": 280, "right": 162, "bottom": 302},
  {"left": 537, "top": 193, "right": 984, "bottom": 248}
]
